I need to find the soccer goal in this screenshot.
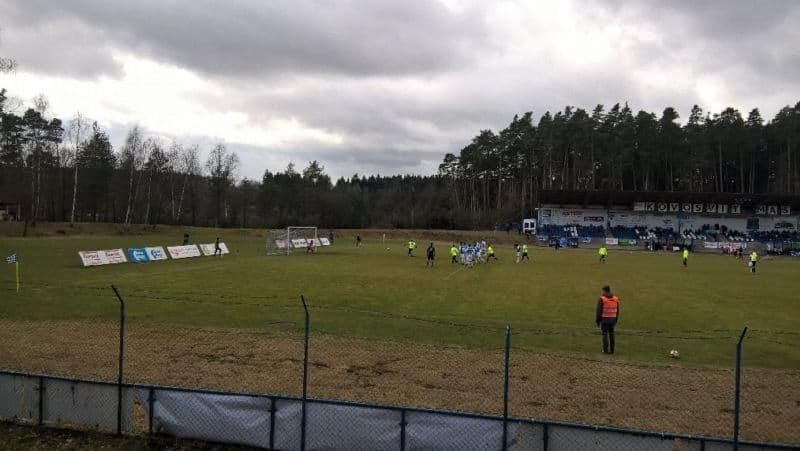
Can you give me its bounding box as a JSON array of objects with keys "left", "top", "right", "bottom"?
[{"left": 266, "top": 226, "right": 326, "bottom": 255}]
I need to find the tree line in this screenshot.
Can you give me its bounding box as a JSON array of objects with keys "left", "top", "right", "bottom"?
[
  {"left": 439, "top": 102, "right": 800, "bottom": 225},
  {"left": 1, "top": 84, "right": 799, "bottom": 230}
]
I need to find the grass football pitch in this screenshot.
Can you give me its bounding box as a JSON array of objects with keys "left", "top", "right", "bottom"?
[{"left": 1, "top": 225, "right": 798, "bottom": 369}]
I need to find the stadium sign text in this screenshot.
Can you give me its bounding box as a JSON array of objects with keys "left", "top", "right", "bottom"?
[
  {"left": 167, "top": 245, "right": 202, "bottom": 259},
  {"left": 78, "top": 249, "right": 128, "bottom": 267}
]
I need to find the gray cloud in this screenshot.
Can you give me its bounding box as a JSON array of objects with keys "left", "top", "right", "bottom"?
[
  {"left": 3, "top": 0, "right": 800, "bottom": 179},
  {"left": 2, "top": 0, "right": 490, "bottom": 79}
]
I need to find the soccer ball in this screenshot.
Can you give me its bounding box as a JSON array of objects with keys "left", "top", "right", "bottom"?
[
  {"left": 386, "top": 247, "right": 390, "bottom": 251},
  {"left": 669, "top": 349, "right": 679, "bottom": 358}
]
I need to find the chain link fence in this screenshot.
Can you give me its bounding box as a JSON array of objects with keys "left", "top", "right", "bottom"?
[{"left": 1, "top": 285, "right": 798, "bottom": 449}]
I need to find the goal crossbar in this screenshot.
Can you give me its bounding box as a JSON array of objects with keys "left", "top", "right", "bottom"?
[{"left": 266, "top": 226, "right": 320, "bottom": 256}]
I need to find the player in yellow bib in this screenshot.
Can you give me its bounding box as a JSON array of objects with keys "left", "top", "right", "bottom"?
[{"left": 449, "top": 244, "right": 459, "bottom": 264}]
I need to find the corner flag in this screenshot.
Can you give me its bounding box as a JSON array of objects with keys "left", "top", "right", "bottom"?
[{"left": 6, "top": 253, "right": 19, "bottom": 292}]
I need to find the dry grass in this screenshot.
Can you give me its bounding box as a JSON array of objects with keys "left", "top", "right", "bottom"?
[{"left": 0, "top": 319, "right": 797, "bottom": 444}]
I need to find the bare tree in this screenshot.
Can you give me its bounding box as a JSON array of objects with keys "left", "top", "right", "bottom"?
[
  {"left": 25, "top": 95, "right": 53, "bottom": 221},
  {"left": 205, "top": 144, "right": 240, "bottom": 227},
  {"left": 142, "top": 137, "right": 166, "bottom": 225},
  {"left": 166, "top": 141, "right": 182, "bottom": 221},
  {"left": 176, "top": 144, "right": 200, "bottom": 223},
  {"left": 121, "top": 126, "right": 146, "bottom": 225},
  {"left": 67, "top": 112, "right": 89, "bottom": 223}
]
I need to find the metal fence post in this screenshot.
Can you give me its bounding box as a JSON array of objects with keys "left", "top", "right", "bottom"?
[
  {"left": 400, "top": 408, "right": 407, "bottom": 451},
  {"left": 269, "top": 397, "right": 276, "bottom": 450},
  {"left": 111, "top": 285, "right": 126, "bottom": 436},
  {"left": 300, "top": 295, "right": 310, "bottom": 451},
  {"left": 502, "top": 325, "right": 511, "bottom": 451},
  {"left": 733, "top": 326, "right": 747, "bottom": 450},
  {"left": 147, "top": 387, "right": 155, "bottom": 439},
  {"left": 542, "top": 423, "right": 549, "bottom": 451},
  {"left": 37, "top": 376, "right": 44, "bottom": 426}
]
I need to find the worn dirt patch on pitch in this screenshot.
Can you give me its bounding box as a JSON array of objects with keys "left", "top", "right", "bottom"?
[{"left": 0, "top": 319, "right": 797, "bottom": 444}]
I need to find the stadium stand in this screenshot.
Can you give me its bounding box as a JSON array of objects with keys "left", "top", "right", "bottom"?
[{"left": 610, "top": 226, "right": 637, "bottom": 240}]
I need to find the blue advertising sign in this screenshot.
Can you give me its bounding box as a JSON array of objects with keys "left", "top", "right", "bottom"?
[{"left": 127, "top": 247, "right": 150, "bottom": 263}]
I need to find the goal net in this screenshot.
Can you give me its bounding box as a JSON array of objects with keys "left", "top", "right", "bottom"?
[{"left": 266, "top": 226, "right": 328, "bottom": 255}]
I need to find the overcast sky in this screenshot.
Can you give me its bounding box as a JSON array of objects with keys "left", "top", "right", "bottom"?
[{"left": 1, "top": 0, "right": 799, "bottom": 180}]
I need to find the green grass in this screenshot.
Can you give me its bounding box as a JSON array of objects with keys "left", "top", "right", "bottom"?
[{"left": 1, "top": 227, "right": 799, "bottom": 368}]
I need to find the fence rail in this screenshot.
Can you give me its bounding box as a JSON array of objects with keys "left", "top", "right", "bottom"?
[{"left": 0, "top": 287, "right": 798, "bottom": 449}]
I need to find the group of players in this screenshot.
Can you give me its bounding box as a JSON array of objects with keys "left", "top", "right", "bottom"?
[
  {"left": 406, "top": 239, "right": 533, "bottom": 267},
  {"left": 405, "top": 238, "right": 761, "bottom": 274}
]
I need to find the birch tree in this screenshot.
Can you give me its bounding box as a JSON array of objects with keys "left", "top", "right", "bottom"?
[
  {"left": 67, "top": 112, "right": 88, "bottom": 223},
  {"left": 121, "top": 126, "right": 146, "bottom": 225}
]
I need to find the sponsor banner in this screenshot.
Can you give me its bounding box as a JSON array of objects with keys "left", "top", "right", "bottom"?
[
  {"left": 583, "top": 216, "right": 604, "bottom": 222},
  {"left": 199, "top": 243, "right": 230, "bottom": 256},
  {"left": 291, "top": 238, "right": 308, "bottom": 248},
  {"left": 146, "top": 247, "right": 168, "bottom": 261},
  {"left": 706, "top": 204, "right": 717, "bottom": 213},
  {"left": 537, "top": 235, "right": 549, "bottom": 242},
  {"left": 703, "top": 242, "right": 720, "bottom": 249},
  {"left": 167, "top": 245, "right": 202, "bottom": 259},
  {"left": 275, "top": 239, "right": 288, "bottom": 249},
  {"left": 718, "top": 204, "right": 728, "bottom": 214},
  {"left": 756, "top": 205, "right": 766, "bottom": 215},
  {"left": 618, "top": 239, "right": 637, "bottom": 246},
  {"left": 719, "top": 242, "right": 748, "bottom": 251},
  {"left": 645, "top": 202, "right": 655, "bottom": 211},
  {"left": 309, "top": 238, "right": 322, "bottom": 247},
  {"left": 693, "top": 204, "right": 703, "bottom": 213},
  {"left": 127, "top": 247, "right": 150, "bottom": 263},
  {"left": 730, "top": 204, "right": 741, "bottom": 214},
  {"left": 682, "top": 203, "right": 692, "bottom": 213},
  {"left": 633, "top": 202, "right": 646, "bottom": 212},
  {"left": 775, "top": 222, "right": 795, "bottom": 230},
  {"left": 580, "top": 237, "right": 592, "bottom": 244},
  {"left": 78, "top": 249, "right": 127, "bottom": 267},
  {"left": 767, "top": 205, "right": 778, "bottom": 215},
  {"left": 605, "top": 238, "right": 619, "bottom": 245},
  {"left": 669, "top": 203, "right": 679, "bottom": 212},
  {"left": 319, "top": 237, "right": 331, "bottom": 246},
  {"left": 780, "top": 205, "right": 791, "bottom": 216},
  {"left": 657, "top": 203, "right": 667, "bottom": 213}
]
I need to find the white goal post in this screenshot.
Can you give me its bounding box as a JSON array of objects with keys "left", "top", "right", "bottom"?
[{"left": 266, "top": 226, "right": 330, "bottom": 255}]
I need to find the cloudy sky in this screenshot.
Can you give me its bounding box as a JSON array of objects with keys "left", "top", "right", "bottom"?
[{"left": 1, "top": 0, "right": 799, "bottom": 180}]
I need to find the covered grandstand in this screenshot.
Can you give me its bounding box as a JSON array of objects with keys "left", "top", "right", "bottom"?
[{"left": 534, "top": 190, "right": 800, "bottom": 254}]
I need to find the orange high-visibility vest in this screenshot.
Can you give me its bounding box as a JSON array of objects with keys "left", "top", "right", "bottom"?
[{"left": 600, "top": 295, "right": 619, "bottom": 318}]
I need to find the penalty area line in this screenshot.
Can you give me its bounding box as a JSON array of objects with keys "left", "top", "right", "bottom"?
[{"left": 445, "top": 265, "right": 465, "bottom": 279}]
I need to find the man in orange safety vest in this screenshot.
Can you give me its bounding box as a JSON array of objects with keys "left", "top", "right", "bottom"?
[{"left": 595, "top": 285, "right": 620, "bottom": 354}]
